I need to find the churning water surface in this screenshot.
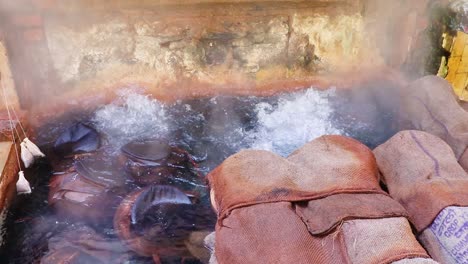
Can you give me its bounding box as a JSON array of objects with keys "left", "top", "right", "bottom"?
[
  {"left": 93, "top": 87, "right": 345, "bottom": 165},
  {"left": 0, "top": 84, "right": 399, "bottom": 263}
]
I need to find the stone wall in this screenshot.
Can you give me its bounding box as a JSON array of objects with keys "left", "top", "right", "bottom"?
[
  {"left": 0, "top": 41, "right": 19, "bottom": 111},
  {"left": 0, "top": 0, "right": 431, "bottom": 119},
  {"left": 43, "top": 4, "right": 370, "bottom": 87}
]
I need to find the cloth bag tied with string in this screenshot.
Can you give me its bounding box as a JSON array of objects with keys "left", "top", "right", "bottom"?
[
  {"left": 0, "top": 73, "right": 46, "bottom": 196},
  {"left": 0, "top": 73, "right": 45, "bottom": 195},
  {"left": 0, "top": 73, "right": 45, "bottom": 166},
  {"left": 208, "top": 135, "right": 435, "bottom": 264}
]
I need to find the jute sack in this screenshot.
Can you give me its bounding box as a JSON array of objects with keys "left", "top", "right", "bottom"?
[
  {"left": 374, "top": 130, "right": 468, "bottom": 264},
  {"left": 400, "top": 76, "right": 468, "bottom": 171},
  {"left": 208, "top": 135, "right": 433, "bottom": 264}
]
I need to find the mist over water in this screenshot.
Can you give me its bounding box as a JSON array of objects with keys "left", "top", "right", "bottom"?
[
  {"left": 78, "top": 82, "right": 399, "bottom": 176},
  {"left": 92, "top": 87, "right": 343, "bottom": 169},
  {"left": 0, "top": 1, "right": 426, "bottom": 261},
  {"left": 1, "top": 84, "right": 400, "bottom": 263}
]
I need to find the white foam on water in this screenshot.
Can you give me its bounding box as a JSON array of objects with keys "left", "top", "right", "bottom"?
[
  {"left": 247, "top": 88, "right": 343, "bottom": 156},
  {"left": 92, "top": 87, "right": 342, "bottom": 159},
  {"left": 92, "top": 90, "right": 169, "bottom": 147}
]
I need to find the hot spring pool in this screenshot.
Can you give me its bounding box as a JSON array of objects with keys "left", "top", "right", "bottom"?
[{"left": 0, "top": 83, "right": 400, "bottom": 263}]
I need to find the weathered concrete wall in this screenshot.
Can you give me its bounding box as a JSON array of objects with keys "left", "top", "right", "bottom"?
[
  {"left": 43, "top": 4, "right": 371, "bottom": 89},
  {"left": 0, "top": 41, "right": 20, "bottom": 111},
  {"left": 0, "top": 0, "right": 431, "bottom": 119}
]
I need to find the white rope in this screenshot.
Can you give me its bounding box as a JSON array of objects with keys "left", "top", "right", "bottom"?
[
  {"left": 7, "top": 83, "right": 44, "bottom": 157},
  {"left": 7, "top": 119, "right": 22, "bottom": 170},
  {"left": 0, "top": 73, "right": 44, "bottom": 161},
  {"left": 0, "top": 73, "right": 31, "bottom": 194},
  {"left": 1, "top": 73, "right": 22, "bottom": 169},
  {"left": 3, "top": 98, "right": 35, "bottom": 167},
  {"left": 10, "top": 105, "right": 27, "bottom": 138}
]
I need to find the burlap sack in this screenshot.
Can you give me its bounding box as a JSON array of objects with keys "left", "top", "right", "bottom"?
[
  {"left": 400, "top": 76, "right": 468, "bottom": 169},
  {"left": 208, "top": 135, "right": 432, "bottom": 264},
  {"left": 374, "top": 130, "right": 468, "bottom": 264}
]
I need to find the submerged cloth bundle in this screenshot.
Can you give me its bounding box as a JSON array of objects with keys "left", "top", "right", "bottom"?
[
  {"left": 208, "top": 135, "right": 434, "bottom": 264},
  {"left": 400, "top": 76, "right": 468, "bottom": 170},
  {"left": 41, "top": 225, "right": 130, "bottom": 264},
  {"left": 374, "top": 130, "right": 468, "bottom": 264}
]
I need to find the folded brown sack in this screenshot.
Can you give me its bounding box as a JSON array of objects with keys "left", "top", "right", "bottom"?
[
  {"left": 374, "top": 130, "right": 468, "bottom": 264},
  {"left": 400, "top": 76, "right": 468, "bottom": 171},
  {"left": 208, "top": 135, "right": 433, "bottom": 264}
]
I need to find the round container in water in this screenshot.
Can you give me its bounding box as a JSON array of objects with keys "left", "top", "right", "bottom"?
[
  {"left": 119, "top": 140, "right": 205, "bottom": 194},
  {"left": 114, "top": 185, "right": 214, "bottom": 260}
]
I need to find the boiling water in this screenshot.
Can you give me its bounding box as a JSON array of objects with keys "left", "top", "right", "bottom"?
[
  {"left": 0, "top": 84, "right": 399, "bottom": 263},
  {"left": 248, "top": 88, "right": 342, "bottom": 156},
  {"left": 94, "top": 87, "right": 343, "bottom": 159},
  {"left": 90, "top": 88, "right": 348, "bottom": 174},
  {"left": 93, "top": 91, "right": 170, "bottom": 148}
]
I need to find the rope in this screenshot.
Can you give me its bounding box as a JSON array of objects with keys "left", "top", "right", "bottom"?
[
  {"left": 0, "top": 73, "right": 22, "bottom": 169},
  {"left": 11, "top": 106, "right": 27, "bottom": 138},
  {"left": 4, "top": 93, "right": 25, "bottom": 142},
  {"left": 0, "top": 75, "right": 27, "bottom": 138}
]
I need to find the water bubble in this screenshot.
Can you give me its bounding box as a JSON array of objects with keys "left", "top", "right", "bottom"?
[
  {"left": 247, "top": 88, "right": 343, "bottom": 156},
  {"left": 92, "top": 90, "right": 169, "bottom": 148}
]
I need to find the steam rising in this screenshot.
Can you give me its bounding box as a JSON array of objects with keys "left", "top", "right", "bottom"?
[{"left": 0, "top": 1, "right": 438, "bottom": 262}]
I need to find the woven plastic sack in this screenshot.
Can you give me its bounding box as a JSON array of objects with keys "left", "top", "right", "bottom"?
[
  {"left": 208, "top": 135, "right": 433, "bottom": 264},
  {"left": 374, "top": 130, "right": 468, "bottom": 264},
  {"left": 420, "top": 206, "right": 468, "bottom": 264}
]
